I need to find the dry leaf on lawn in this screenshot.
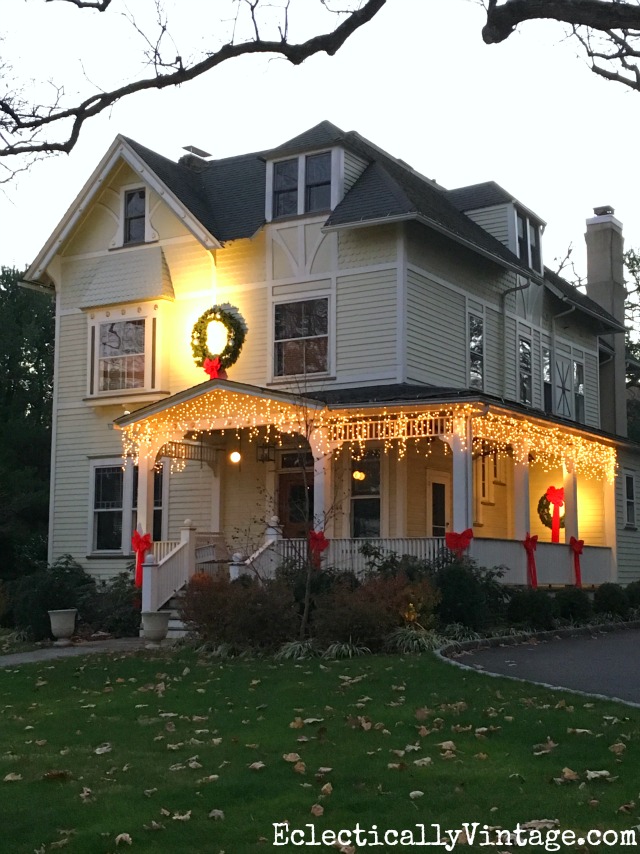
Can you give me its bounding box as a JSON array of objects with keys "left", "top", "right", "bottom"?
[
  {"left": 172, "top": 811, "right": 191, "bottom": 821},
  {"left": 437, "top": 741, "right": 456, "bottom": 752},
  {"left": 208, "top": 809, "right": 225, "bottom": 820},
  {"left": 3, "top": 773, "right": 22, "bottom": 782},
  {"left": 532, "top": 738, "right": 557, "bottom": 756},
  {"left": 409, "top": 790, "right": 424, "bottom": 799},
  {"left": 321, "top": 782, "right": 333, "bottom": 795},
  {"left": 94, "top": 743, "right": 112, "bottom": 755},
  {"left": 248, "top": 761, "right": 266, "bottom": 771},
  {"left": 413, "top": 757, "right": 432, "bottom": 767},
  {"left": 283, "top": 753, "right": 301, "bottom": 763},
  {"left": 115, "top": 833, "right": 132, "bottom": 846},
  {"left": 143, "top": 821, "right": 165, "bottom": 831},
  {"left": 310, "top": 804, "right": 324, "bottom": 817},
  {"left": 609, "top": 742, "right": 626, "bottom": 755}
]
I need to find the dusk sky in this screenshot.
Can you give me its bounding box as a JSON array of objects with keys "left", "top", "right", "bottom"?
[{"left": 3, "top": 0, "right": 639, "bottom": 279}]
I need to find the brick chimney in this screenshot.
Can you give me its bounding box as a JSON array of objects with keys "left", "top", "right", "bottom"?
[{"left": 585, "top": 206, "right": 626, "bottom": 436}]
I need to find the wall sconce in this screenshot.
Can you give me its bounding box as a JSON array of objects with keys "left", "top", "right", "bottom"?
[
  {"left": 256, "top": 443, "right": 276, "bottom": 463},
  {"left": 229, "top": 450, "right": 242, "bottom": 464}
]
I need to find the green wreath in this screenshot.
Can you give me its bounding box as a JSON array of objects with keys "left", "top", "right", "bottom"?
[
  {"left": 537, "top": 494, "right": 566, "bottom": 530},
  {"left": 191, "top": 304, "right": 247, "bottom": 369}
]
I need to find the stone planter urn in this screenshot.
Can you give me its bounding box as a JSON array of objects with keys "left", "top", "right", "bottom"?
[
  {"left": 141, "top": 611, "right": 171, "bottom": 647},
  {"left": 48, "top": 608, "right": 77, "bottom": 647}
]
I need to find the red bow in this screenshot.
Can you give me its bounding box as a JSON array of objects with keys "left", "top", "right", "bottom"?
[
  {"left": 445, "top": 528, "right": 474, "bottom": 557},
  {"left": 203, "top": 357, "right": 227, "bottom": 380},
  {"left": 308, "top": 530, "right": 330, "bottom": 568},
  {"left": 131, "top": 531, "right": 152, "bottom": 589},
  {"left": 522, "top": 533, "right": 538, "bottom": 588},
  {"left": 546, "top": 485, "right": 565, "bottom": 543},
  {"left": 570, "top": 536, "right": 584, "bottom": 588}
]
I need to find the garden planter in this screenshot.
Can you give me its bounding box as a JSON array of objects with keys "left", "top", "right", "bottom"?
[
  {"left": 48, "top": 608, "right": 77, "bottom": 647},
  {"left": 141, "top": 610, "right": 171, "bottom": 647}
]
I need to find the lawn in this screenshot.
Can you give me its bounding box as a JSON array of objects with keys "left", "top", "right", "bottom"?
[{"left": 1, "top": 648, "right": 639, "bottom": 853}]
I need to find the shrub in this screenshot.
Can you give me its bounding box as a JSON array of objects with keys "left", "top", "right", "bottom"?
[
  {"left": 9, "top": 555, "right": 95, "bottom": 640},
  {"left": 507, "top": 588, "right": 558, "bottom": 630},
  {"left": 312, "top": 573, "right": 439, "bottom": 651},
  {"left": 179, "top": 574, "right": 299, "bottom": 651},
  {"left": 625, "top": 580, "right": 640, "bottom": 609},
  {"left": 430, "top": 557, "right": 508, "bottom": 631},
  {"left": 81, "top": 571, "right": 141, "bottom": 637},
  {"left": 554, "top": 586, "right": 592, "bottom": 624},
  {"left": 593, "top": 583, "right": 630, "bottom": 618},
  {"left": 359, "top": 542, "right": 430, "bottom": 581}
]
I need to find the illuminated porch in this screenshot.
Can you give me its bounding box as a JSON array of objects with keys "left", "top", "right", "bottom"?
[{"left": 115, "top": 380, "right": 618, "bottom": 609}]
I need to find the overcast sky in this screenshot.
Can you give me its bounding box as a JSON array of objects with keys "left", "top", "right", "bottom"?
[{"left": 3, "top": 0, "right": 639, "bottom": 278}]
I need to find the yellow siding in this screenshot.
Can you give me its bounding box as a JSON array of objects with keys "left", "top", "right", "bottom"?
[
  {"left": 216, "top": 233, "right": 266, "bottom": 286},
  {"left": 221, "top": 449, "right": 269, "bottom": 554},
  {"left": 167, "top": 460, "right": 216, "bottom": 537},
  {"left": 338, "top": 226, "right": 397, "bottom": 269},
  {"left": 577, "top": 474, "right": 605, "bottom": 545},
  {"left": 336, "top": 269, "right": 397, "bottom": 379},
  {"left": 405, "top": 441, "right": 451, "bottom": 537}
]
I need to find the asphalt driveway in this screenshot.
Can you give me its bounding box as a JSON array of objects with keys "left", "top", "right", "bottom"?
[{"left": 457, "top": 629, "right": 640, "bottom": 705}]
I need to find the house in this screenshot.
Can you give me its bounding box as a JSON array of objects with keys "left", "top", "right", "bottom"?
[{"left": 25, "top": 120, "right": 640, "bottom": 611}]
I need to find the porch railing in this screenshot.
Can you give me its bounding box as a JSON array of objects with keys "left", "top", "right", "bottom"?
[
  {"left": 153, "top": 540, "right": 180, "bottom": 562},
  {"left": 143, "top": 540, "right": 190, "bottom": 612}
]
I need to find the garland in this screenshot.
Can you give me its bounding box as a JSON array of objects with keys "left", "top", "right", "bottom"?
[
  {"left": 537, "top": 494, "right": 565, "bottom": 531},
  {"left": 191, "top": 304, "right": 247, "bottom": 372}
]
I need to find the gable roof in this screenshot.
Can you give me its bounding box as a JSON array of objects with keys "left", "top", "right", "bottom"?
[
  {"left": 28, "top": 121, "right": 548, "bottom": 284},
  {"left": 446, "top": 181, "right": 515, "bottom": 211}
]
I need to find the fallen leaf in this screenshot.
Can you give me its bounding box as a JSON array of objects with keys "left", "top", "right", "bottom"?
[
  {"left": 437, "top": 741, "right": 457, "bottom": 752},
  {"left": 562, "top": 767, "right": 580, "bottom": 781},
  {"left": 248, "top": 761, "right": 265, "bottom": 771},
  {"left": 172, "top": 810, "right": 191, "bottom": 822},
  {"left": 94, "top": 743, "right": 112, "bottom": 755},
  {"left": 115, "top": 833, "right": 132, "bottom": 846},
  {"left": 49, "top": 841, "right": 69, "bottom": 850},
  {"left": 283, "top": 753, "right": 301, "bottom": 763},
  {"left": 409, "top": 790, "right": 424, "bottom": 799},
  {"left": 289, "top": 717, "right": 304, "bottom": 729},
  {"left": 617, "top": 801, "right": 635, "bottom": 813},
  {"left": 144, "top": 788, "right": 157, "bottom": 797},
  {"left": 321, "top": 782, "right": 333, "bottom": 795},
  {"left": 317, "top": 767, "right": 332, "bottom": 774},
  {"left": 293, "top": 761, "right": 306, "bottom": 774},
  {"left": 585, "top": 769, "right": 614, "bottom": 780},
  {"left": 413, "top": 757, "right": 432, "bottom": 767},
  {"left": 609, "top": 742, "right": 626, "bottom": 755},
  {"left": 42, "top": 770, "right": 72, "bottom": 781},
  {"left": 533, "top": 738, "right": 558, "bottom": 756},
  {"left": 474, "top": 753, "right": 489, "bottom": 760},
  {"left": 79, "top": 787, "right": 93, "bottom": 802},
  {"left": 143, "top": 820, "right": 165, "bottom": 831},
  {"left": 3, "top": 773, "right": 22, "bottom": 782},
  {"left": 310, "top": 804, "right": 324, "bottom": 817},
  {"left": 208, "top": 809, "right": 225, "bottom": 820}
]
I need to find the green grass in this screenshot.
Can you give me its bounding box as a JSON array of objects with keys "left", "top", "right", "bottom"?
[{"left": 1, "top": 649, "right": 639, "bottom": 852}]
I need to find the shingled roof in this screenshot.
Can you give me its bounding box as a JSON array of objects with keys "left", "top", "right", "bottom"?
[
  {"left": 446, "top": 181, "right": 515, "bottom": 212},
  {"left": 121, "top": 121, "right": 539, "bottom": 278},
  {"left": 544, "top": 266, "right": 624, "bottom": 333}
]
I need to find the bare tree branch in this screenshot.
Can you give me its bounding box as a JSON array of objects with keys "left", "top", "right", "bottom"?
[{"left": 0, "top": 0, "right": 386, "bottom": 166}]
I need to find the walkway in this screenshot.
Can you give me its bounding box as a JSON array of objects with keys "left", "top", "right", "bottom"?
[
  {"left": 459, "top": 628, "right": 640, "bottom": 705},
  {"left": 0, "top": 637, "right": 147, "bottom": 668}
]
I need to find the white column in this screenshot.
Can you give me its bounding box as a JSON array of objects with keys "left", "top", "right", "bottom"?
[
  {"left": 562, "top": 460, "right": 579, "bottom": 542},
  {"left": 209, "top": 451, "right": 222, "bottom": 532},
  {"left": 394, "top": 453, "right": 407, "bottom": 538},
  {"left": 443, "top": 418, "right": 472, "bottom": 532},
  {"left": 512, "top": 451, "right": 531, "bottom": 540},
  {"left": 180, "top": 519, "right": 197, "bottom": 581},
  {"left": 310, "top": 428, "right": 334, "bottom": 533},
  {"left": 136, "top": 455, "right": 156, "bottom": 536}
]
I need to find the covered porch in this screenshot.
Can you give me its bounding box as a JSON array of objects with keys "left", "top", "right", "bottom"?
[{"left": 115, "top": 380, "right": 618, "bottom": 610}]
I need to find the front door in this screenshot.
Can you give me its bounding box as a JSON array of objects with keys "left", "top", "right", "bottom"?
[
  {"left": 426, "top": 471, "right": 451, "bottom": 537},
  {"left": 278, "top": 472, "right": 314, "bottom": 539}
]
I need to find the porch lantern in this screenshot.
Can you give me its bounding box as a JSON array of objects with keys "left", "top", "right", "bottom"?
[
  {"left": 229, "top": 450, "right": 242, "bottom": 464},
  {"left": 256, "top": 442, "right": 276, "bottom": 463}
]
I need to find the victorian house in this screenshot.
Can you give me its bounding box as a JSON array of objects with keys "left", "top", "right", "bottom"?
[{"left": 25, "top": 121, "right": 640, "bottom": 611}]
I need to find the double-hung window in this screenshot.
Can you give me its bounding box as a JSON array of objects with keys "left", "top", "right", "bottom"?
[
  {"left": 519, "top": 337, "right": 532, "bottom": 405},
  {"left": 516, "top": 210, "right": 542, "bottom": 273},
  {"left": 573, "top": 361, "right": 585, "bottom": 424},
  {"left": 90, "top": 460, "right": 165, "bottom": 552},
  {"left": 271, "top": 152, "right": 332, "bottom": 218},
  {"left": 123, "top": 189, "right": 146, "bottom": 244},
  {"left": 351, "top": 450, "right": 381, "bottom": 537},
  {"left": 468, "top": 313, "right": 484, "bottom": 390},
  {"left": 88, "top": 306, "right": 160, "bottom": 398},
  {"left": 274, "top": 298, "right": 328, "bottom": 377},
  {"left": 542, "top": 346, "right": 553, "bottom": 413},
  {"left": 625, "top": 471, "right": 636, "bottom": 527}
]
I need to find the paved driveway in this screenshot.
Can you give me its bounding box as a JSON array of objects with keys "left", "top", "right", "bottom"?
[{"left": 458, "top": 629, "right": 640, "bottom": 705}]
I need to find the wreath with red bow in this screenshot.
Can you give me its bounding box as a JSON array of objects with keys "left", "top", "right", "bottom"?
[
  {"left": 191, "top": 304, "right": 247, "bottom": 376},
  {"left": 537, "top": 493, "right": 566, "bottom": 530}
]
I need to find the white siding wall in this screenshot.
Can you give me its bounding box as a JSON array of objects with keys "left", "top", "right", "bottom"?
[
  {"left": 615, "top": 449, "right": 640, "bottom": 584},
  {"left": 336, "top": 269, "right": 397, "bottom": 379},
  {"left": 343, "top": 150, "right": 369, "bottom": 194}
]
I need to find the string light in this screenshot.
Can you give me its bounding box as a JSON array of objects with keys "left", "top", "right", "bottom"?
[{"left": 118, "top": 392, "right": 616, "bottom": 482}]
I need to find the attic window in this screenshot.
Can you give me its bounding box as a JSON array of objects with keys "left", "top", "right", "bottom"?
[
  {"left": 124, "top": 189, "right": 146, "bottom": 244},
  {"left": 516, "top": 210, "right": 542, "bottom": 272},
  {"left": 271, "top": 151, "right": 332, "bottom": 219},
  {"left": 305, "top": 153, "right": 331, "bottom": 212}
]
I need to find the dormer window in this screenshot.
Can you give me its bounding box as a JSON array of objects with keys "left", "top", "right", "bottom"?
[
  {"left": 124, "top": 189, "right": 146, "bottom": 244},
  {"left": 270, "top": 152, "right": 332, "bottom": 219},
  {"left": 516, "top": 210, "right": 542, "bottom": 272}
]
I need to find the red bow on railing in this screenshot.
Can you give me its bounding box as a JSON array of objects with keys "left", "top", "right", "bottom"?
[
  {"left": 131, "top": 531, "right": 152, "bottom": 589},
  {"left": 203, "top": 357, "right": 227, "bottom": 380},
  {"left": 445, "top": 528, "right": 474, "bottom": 558},
  {"left": 546, "top": 485, "right": 565, "bottom": 543},
  {"left": 522, "top": 532, "right": 538, "bottom": 588},
  {"left": 308, "top": 530, "right": 330, "bottom": 568},
  {"left": 570, "top": 536, "right": 584, "bottom": 588}
]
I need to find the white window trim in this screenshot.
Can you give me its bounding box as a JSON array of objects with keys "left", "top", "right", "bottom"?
[
  {"left": 573, "top": 358, "right": 586, "bottom": 424},
  {"left": 266, "top": 150, "right": 334, "bottom": 222},
  {"left": 270, "top": 293, "right": 333, "bottom": 383},
  {"left": 86, "top": 303, "right": 161, "bottom": 399},
  {"left": 110, "top": 183, "right": 156, "bottom": 249},
  {"left": 624, "top": 469, "right": 636, "bottom": 528},
  {"left": 518, "top": 334, "right": 533, "bottom": 406},
  {"left": 88, "top": 458, "right": 135, "bottom": 555},
  {"left": 514, "top": 208, "right": 543, "bottom": 274}
]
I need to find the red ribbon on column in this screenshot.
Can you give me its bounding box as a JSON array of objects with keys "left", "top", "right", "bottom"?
[
  {"left": 131, "top": 531, "right": 152, "bottom": 589},
  {"left": 445, "top": 528, "right": 474, "bottom": 558},
  {"left": 522, "top": 532, "right": 538, "bottom": 588},
  {"left": 203, "top": 357, "right": 228, "bottom": 380},
  {"left": 545, "top": 486, "right": 565, "bottom": 543},
  {"left": 570, "top": 536, "right": 584, "bottom": 588},
  {"left": 308, "top": 530, "right": 329, "bottom": 568}
]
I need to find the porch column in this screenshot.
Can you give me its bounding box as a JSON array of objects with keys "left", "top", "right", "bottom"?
[
  {"left": 209, "top": 451, "right": 222, "bottom": 531},
  {"left": 136, "top": 455, "right": 156, "bottom": 537},
  {"left": 562, "top": 460, "right": 579, "bottom": 542},
  {"left": 443, "top": 418, "right": 472, "bottom": 532},
  {"left": 310, "top": 428, "right": 334, "bottom": 534},
  {"left": 513, "top": 449, "right": 531, "bottom": 540}
]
